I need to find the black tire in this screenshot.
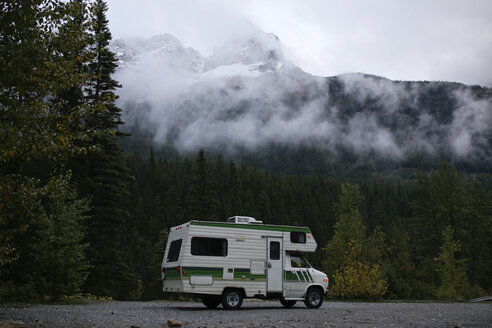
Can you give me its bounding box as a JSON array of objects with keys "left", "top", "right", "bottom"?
[
  {"left": 280, "top": 298, "right": 297, "bottom": 308},
  {"left": 304, "top": 288, "right": 323, "bottom": 309},
  {"left": 202, "top": 297, "right": 221, "bottom": 309},
  {"left": 221, "top": 289, "right": 243, "bottom": 310}
]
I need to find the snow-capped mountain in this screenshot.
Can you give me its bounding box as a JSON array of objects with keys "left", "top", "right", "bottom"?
[
  {"left": 111, "top": 33, "right": 204, "bottom": 72},
  {"left": 204, "top": 31, "right": 284, "bottom": 72},
  {"left": 111, "top": 29, "right": 492, "bottom": 172},
  {"left": 110, "top": 29, "right": 297, "bottom": 78}
]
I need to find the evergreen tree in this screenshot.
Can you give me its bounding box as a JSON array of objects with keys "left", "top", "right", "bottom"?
[
  {"left": 412, "top": 162, "right": 469, "bottom": 257},
  {"left": 51, "top": 0, "right": 89, "bottom": 118},
  {"left": 258, "top": 190, "right": 272, "bottom": 223},
  {"left": 0, "top": 0, "right": 106, "bottom": 281},
  {"left": 73, "top": 0, "right": 136, "bottom": 299},
  {"left": 189, "top": 149, "right": 217, "bottom": 220},
  {"left": 226, "top": 160, "right": 243, "bottom": 215},
  {"left": 410, "top": 161, "right": 492, "bottom": 295},
  {"left": 435, "top": 226, "right": 470, "bottom": 299},
  {"left": 386, "top": 225, "right": 416, "bottom": 298},
  {"left": 34, "top": 176, "right": 91, "bottom": 300},
  {"left": 83, "top": 0, "right": 125, "bottom": 139},
  {"left": 466, "top": 183, "right": 492, "bottom": 291},
  {"left": 147, "top": 228, "right": 168, "bottom": 299}
]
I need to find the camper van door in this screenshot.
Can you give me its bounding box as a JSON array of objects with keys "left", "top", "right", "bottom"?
[{"left": 266, "top": 237, "right": 283, "bottom": 292}]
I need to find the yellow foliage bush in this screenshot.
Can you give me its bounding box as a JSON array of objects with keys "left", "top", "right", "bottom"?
[{"left": 331, "top": 243, "right": 388, "bottom": 299}]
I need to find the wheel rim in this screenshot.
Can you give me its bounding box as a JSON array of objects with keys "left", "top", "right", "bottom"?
[
  {"left": 309, "top": 291, "right": 321, "bottom": 306},
  {"left": 227, "top": 292, "right": 240, "bottom": 307}
]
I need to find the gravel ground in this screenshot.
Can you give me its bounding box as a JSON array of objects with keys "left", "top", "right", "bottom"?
[{"left": 1, "top": 300, "right": 491, "bottom": 328}]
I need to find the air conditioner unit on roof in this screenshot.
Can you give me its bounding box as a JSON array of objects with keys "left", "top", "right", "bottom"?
[{"left": 227, "top": 216, "right": 263, "bottom": 224}]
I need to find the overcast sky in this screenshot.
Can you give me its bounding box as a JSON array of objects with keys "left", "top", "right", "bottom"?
[{"left": 106, "top": 0, "right": 492, "bottom": 86}]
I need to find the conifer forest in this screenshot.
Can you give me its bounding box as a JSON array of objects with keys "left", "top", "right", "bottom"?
[{"left": 1, "top": 0, "right": 491, "bottom": 303}]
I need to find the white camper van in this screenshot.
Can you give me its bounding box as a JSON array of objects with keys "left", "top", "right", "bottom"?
[{"left": 161, "top": 216, "right": 329, "bottom": 309}]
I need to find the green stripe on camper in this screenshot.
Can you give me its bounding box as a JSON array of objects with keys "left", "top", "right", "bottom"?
[
  {"left": 190, "top": 221, "right": 310, "bottom": 233},
  {"left": 306, "top": 270, "right": 313, "bottom": 282},
  {"left": 175, "top": 267, "right": 267, "bottom": 281},
  {"left": 284, "top": 270, "right": 313, "bottom": 282},
  {"left": 234, "top": 268, "right": 266, "bottom": 280},
  {"left": 284, "top": 270, "right": 299, "bottom": 281},
  {"left": 181, "top": 267, "right": 223, "bottom": 278},
  {"left": 164, "top": 267, "right": 181, "bottom": 279}
]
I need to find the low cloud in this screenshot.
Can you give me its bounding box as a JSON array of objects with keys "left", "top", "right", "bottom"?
[{"left": 114, "top": 32, "right": 492, "bottom": 167}]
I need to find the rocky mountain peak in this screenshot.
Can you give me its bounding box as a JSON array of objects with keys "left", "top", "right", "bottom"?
[
  {"left": 204, "top": 28, "right": 285, "bottom": 72},
  {"left": 149, "top": 33, "right": 182, "bottom": 50},
  {"left": 110, "top": 28, "right": 292, "bottom": 76},
  {"left": 110, "top": 33, "right": 205, "bottom": 72}
]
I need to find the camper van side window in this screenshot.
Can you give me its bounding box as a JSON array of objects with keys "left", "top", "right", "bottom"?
[
  {"left": 290, "top": 231, "right": 307, "bottom": 244},
  {"left": 191, "top": 237, "right": 228, "bottom": 257},
  {"left": 167, "top": 239, "right": 182, "bottom": 262}
]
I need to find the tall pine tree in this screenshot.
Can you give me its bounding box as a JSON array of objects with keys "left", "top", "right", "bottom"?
[
  {"left": 33, "top": 175, "right": 91, "bottom": 301},
  {"left": 189, "top": 149, "right": 217, "bottom": 220},
  {"left": 71, "top": 0, "right": 137, "bottom": 299}
]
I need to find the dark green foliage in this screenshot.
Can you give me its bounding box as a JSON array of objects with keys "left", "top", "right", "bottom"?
[
  {"left": 79, "top": 143, "right": 136, "bottom": 299},
  {"left": 466, "top": 183, "right": 492, "bottom": 290},
  {"left": 85, "top": 0, "right": 123, "bottom": 132},
  {"left": 69, "top": 0, "right": 136, "bottom": 299},
  {"left": 189, "top": 149, "right": 218, "bottom": 220},
  {"left": 0, "top": 174, "right": 91, "bottom": 301},
  {"left": 386, "top": 225, "right": 416, "bottom": 298},
  {"left": 34, "top": 177, "right": 91, "bottom": 300},
  {"left": 125, "top": 146, "right": 492, "bottom": 300},
  {"left": 125, "top": 148, "right": 340, "bottom": 298},
  {"left": 409, "top": 162, "right": 492, "bottom": 296},
  {"left": 0, "top": 0, "right": 137, "bottom": 301},
  {"left": 0, "top": 0, "right": 114, "bottom": 300},
  {"left": 145, "top": 228, "right": 169, "bottom": 299},
  {"left": 0, "top": 0, "right": 107, "bottom": 273}
]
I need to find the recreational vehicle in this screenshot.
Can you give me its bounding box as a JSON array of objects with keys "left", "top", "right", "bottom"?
[{"left": 161, "top": 216, "right": 329, "bottom": 309}]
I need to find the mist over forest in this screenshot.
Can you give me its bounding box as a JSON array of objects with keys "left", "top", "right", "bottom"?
[{"left": 112, "top": 29, "right": 492, "bottom": 173}]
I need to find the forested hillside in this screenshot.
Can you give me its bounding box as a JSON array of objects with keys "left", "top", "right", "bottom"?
[
  {"left": 125, "top": 148, "right": 492, "bottom": 300},
  {"left": 1, "top": 0, "right": 491, "bottom": 303}
]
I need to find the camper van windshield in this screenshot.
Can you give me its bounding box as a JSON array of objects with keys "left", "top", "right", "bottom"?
[
  {"left": 167, "top": 239, "right": 182, "bottom": 262},
  {"left": 290, "top": 253, "right": 311, "bottom": 268}
]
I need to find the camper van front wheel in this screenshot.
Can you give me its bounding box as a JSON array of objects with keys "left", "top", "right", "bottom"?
[
  {"left": 221, "top": 289, "right": 243, "bottom": 310},
  {"left": 304, "top": 287, "right": 323, "bottom": 309}
]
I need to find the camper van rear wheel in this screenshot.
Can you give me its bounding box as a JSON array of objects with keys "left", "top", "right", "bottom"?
[
  {"left": 202, "top": 297, "right": 221, "bottom": 309},
  {"left": 304, "top": 287, "right": 323, "bottom": 309},
  {"left": 221, "top": 289, "right": 243, "bottom": 310},
  {"left": 280, "top": 298, "right": 297, "bottom": 308}
]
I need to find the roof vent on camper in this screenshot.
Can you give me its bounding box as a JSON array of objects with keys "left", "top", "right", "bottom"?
[{"left": 227, "top": 216, "right": 263, "bottom": 224}]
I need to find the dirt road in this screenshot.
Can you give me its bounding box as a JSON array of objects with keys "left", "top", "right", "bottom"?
[{"left": 1, "top": 300, "right": 491, "bottom": 327}]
